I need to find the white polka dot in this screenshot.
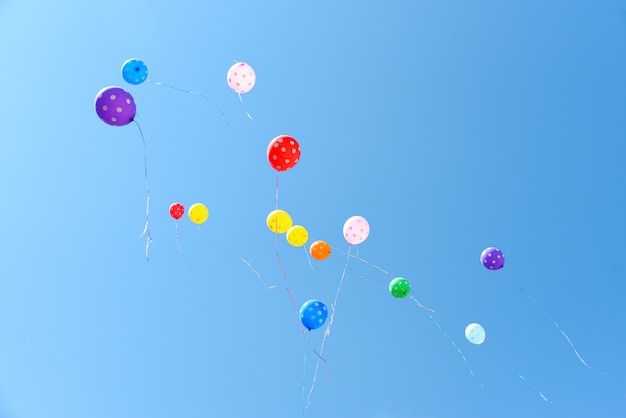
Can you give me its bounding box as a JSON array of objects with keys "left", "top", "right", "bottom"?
[
  {"left": 110, "top": 94, "right": 116, "bottom": 100},
  {"left": 102, "top": 105, "right": 108, "bottom": 111},
  {"left": 126, "top": 98, "right": 131, "bottom": 104},
  {"left": 116, "top": 107, "right": 123, "bottom": 113},
  {"left": 111, "top": 117, "right": 117, "bottom": 122},
  {"left": 281, "top": 147, "right": 286, "bottom": 152}
]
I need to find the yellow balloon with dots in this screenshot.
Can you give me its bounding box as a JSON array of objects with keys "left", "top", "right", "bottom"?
[
  {"left": 286, "top": 225, "right": 308, "bottom": 247},
  {"left": 188, "top": 203, "right": 209, "bottom": 224},
  {"left": 266, "top": 209, "right": 293, "bottom": 234}
]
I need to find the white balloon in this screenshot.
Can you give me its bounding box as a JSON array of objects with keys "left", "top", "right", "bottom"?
[{"left": 465, "top": 323, "right": 486, "bottom": 345}]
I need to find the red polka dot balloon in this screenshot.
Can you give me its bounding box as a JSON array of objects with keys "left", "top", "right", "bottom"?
[
  {"left": 169, "top": 202, "right": 185, "bottom": 220},
  {"left": 267, "top": 135, "right": 300, "bottom": 172}
]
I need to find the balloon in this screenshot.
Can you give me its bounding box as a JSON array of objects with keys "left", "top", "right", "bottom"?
[
  {"left": 169, "top": 203, "right": 184, "bottom": 220},
  {"left": 286, "top": 225, "right": 308, "bottom": 247},
  {"left": 267, "top": 135, "right": 301, "bottom": 172},
  {"left": 480, "top": 247, "right": 505, "bottom": 270},
  {"left": 465, "top": 323, "right": 486, "bottom": 345},
  {"left": 343, "top": 216, "right": 370, "bottom": 245},
  {"left": 188, "top": 203, "right": 209, "bottom": 224},
  {"left": 121, "top": 58, "right": 148, "bottom": 85},
  {"left": 94, "top": 86, "right": 136, "bottom": 127},
  {"left": 227, "top": 62, "right": 256, "bottom": 94},
  {"left": 266, "top": 209, "right": 293, "bottom": 234},
  {"left": 310, "top": 240, "right": 331, "bottom": 261},
  {"left": 389, "top": 277, "right": 411, "bottom": 298},
  {"left": 300, "top": 299, "right": 328, "bottom": 330}
]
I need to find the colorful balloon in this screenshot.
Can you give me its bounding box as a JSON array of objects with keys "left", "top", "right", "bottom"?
[
  {"left": 188, "top": 203, "right": 209, "bottom": 225},
  {"left": 465, "top": 323, "right": 486, "bottom": 345},
  {"left": 266, "top": 209, "right": 293, "bottom": 234},
  {"left": 310, "top": 240, "right": 331, "bottom": 261},
  {"left": 227, "top": 62, "right": 256, "bottom": 94},
  {"left": 94, "top": 86, "right": 136, "bottom": 127},
  {"left": 389, "top": 277, "right": 411, "bottom": 298},
  {"left": 343, "top": 216, "right": 370, "bottom": 245},
  {"left": 121, "top": 58, "right": 148, "bottom": 85},
  {"left": 169, "top": 203, "right": 184, "bottom": 220},
  {"left": 267, "top": 135, "right": 301, "bottom": 172},
  {"left": 286, "top": 225, "right": 308, "bottom": 247},
  {"left": 300, "top": 299, "right": 328, "bottom": 330},
  {"left": 480, "top": 247, "right": 505, "bottom": 270}
]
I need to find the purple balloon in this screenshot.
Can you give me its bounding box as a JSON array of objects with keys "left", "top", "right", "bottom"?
[
  {"left": 94, "top": 86, "right": 136, "bottom": 127},
  {"left": 480, "top": 247, "right": 505, "bottom": 270}
]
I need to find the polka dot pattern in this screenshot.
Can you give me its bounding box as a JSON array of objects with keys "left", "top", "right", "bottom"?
[
  {"left": 480, "top": 247, "right": 505, "bottom": 270},
  {"left": 465, "top": 323, "right": 486, "bottom": 345},
  {"left": 227, "top": 62, "right": 256, "bottom": 94},
  {"left": 169, "top": 202, "right": 185, "bottom": 220},
  {"left": 286, "top": 225, "right": 308, "bottom": 247},
  {"left": 94, "top": 86, "right": 136, "bottom": 127},
  {"left": 389, "top": 277, "right": 411, "bottom": 299},
  {"left": 299, "top": 299, "right": 328, "bottom": 330},
  {"left": 267, "top": 135, "right": 301, "bottom": 172},
  {"left": 343, "top": 215, "right": 370, "bottom": 245},
  {"left": 309, "top": 240, "right": 331, "bottom": 261},
  {"left": 121, "top": 58, "right": 148, "bottom": 85},
  {"left": 266, "top": 209, "right": 293, "bottom": 234}
]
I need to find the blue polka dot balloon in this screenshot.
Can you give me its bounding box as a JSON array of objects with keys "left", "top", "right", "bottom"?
[
  {"left": 300, "top": 299, "right": 328, "bottom": 330},
  {"left": 121, "top": 58, "right": 148, "bottom": 85}
]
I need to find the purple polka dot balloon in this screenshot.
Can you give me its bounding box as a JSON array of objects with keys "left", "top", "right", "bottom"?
[
  {"left": 94, "top": 86, "right": 136, "bottom": 127},
  {"left": 480, "top": 247, "right": 505, "bottom": 270}
]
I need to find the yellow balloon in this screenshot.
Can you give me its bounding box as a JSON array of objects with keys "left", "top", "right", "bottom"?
[
  {"left": 267, "top": 209, "right": 293, "bottom": 234},
  {"left": 286, "top": 225, "right": 308, "bottom": 247},
  {"left": 188, "top": 203, "right": 209, "bottom": 224}
]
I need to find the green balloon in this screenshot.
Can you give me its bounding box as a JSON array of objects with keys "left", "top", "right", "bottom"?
[{"left": 389, "top": 277, "right": 411, "bottom": 298}]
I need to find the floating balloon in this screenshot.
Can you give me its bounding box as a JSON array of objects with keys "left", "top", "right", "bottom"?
[
  {"left": 343, "top": 216, "right": 370, "bottom": 245},
  {"left": 121, "top": 58, "right": 148, "bottom": 85},
  {"left": 389, "top": 277, "right": 411, "bottom": 298},
  {"left": 94, "top": 86, "right": 136, "bottom": 127},
  {"left": 227, "top": 62, "right": 256, "bottom": 94},
  {"left": 309, "top": 240, "right": 331, "bottom": 261},
  {"left": 266, "top": 209, "right": 293, "bottom": 234},
  {"left": 169, "top": 203, "right": 184, "bottom": 220},
  {"left": 267, "top": 135, "right": 301, "bottom": 172},
  {"left": 300, "top": 299, "right": 328, "bottom": 330},
  {"left": 465, "top": 323, "right": 486, "bottom": 345},
  {"left": 286, "top": 225, "right": 308, "bottom": 247},
  {"left": 480, "top": 247, "right": 505, "bottom": 270},
  {"left": 188, "top": 203, "right": 209, "bottom": 225}
]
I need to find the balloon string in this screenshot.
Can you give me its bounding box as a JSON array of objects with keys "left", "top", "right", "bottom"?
[
  {"left": 196, "top": 226, "right": 275, "bottom": 289},
  {"left": 479, "top": 345, "right": 552, "bottom": 403},
  {"left": 134, "top": 121, "right": 152, "bottom": 261},
  {"left": 275, "top": 172, "right": 279, "bottom": 210},
  {"left": 175, "top": 222, "right": 210, "bottom": 288},
  {"left": 238, "top": 92, "right": 255, "bottom": 121},
  {"left": 505, "top": 271, "right": 603, "bottom": 374},
  {"left": 305, "top": 245, "right": 351, "bottom": 410},
  {"left": 303, "top": 246, "right": 335, "bottom": 313},
  {"left": 147, "top": 80, "right": 231, "bottom": 130},
  {"left": 408, "top": 295, "right": 435, "bottom": 313},
  {"left": 301, "top": 331, "right": 309, "bottom": 417},
  {"left": 330, "top": 245, "right": 389, "bottom": 275}
]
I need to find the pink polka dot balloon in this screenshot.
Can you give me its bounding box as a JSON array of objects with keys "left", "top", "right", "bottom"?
[
  {"left": 480, "top": 247, "right": 505, "bottom": 270},
  {"left": 343, "top": 216, "right": 370, "bottom": 245},
  {"left": 227, "top": 62, "right": 256, "bottom": 94},
  {"left": 94, "top": 86, "right": 136, "bottom": 127}
]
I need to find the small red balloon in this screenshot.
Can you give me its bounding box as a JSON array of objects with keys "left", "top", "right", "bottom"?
[
  {"left": 169, "top": 203, "right": 185, "bottom": 219},
  {"left": 267, "top": 135, "right": 300, "bottom": 172}
]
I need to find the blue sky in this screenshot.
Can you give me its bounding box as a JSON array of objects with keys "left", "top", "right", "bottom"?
[{"left": 0, "top": 0, "right": 625, "bottom": 417}]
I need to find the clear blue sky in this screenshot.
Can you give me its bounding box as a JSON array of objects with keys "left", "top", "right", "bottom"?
[{"left": 0, "top": 1, "right": 625, "bottom": 417}]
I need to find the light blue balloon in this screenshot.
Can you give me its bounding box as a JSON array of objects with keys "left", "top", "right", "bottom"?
[
  {"left": 300, "top": 299, "right": 328, "bottom": 330},
  {"left": 121, "top": 58, "right": 148, "bottom": 85}
]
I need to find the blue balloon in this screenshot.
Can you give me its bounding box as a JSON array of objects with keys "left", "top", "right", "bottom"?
[
  {"left": 121, "top": 58, "right": 148, "bottom": 85},
  {"left": 300, "top": 299, "right": 328, "bottom": 330}
]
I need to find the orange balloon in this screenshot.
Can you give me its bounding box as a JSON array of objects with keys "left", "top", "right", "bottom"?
[{"left": 310, "top": 240, "right": 331, "bottom": 261}]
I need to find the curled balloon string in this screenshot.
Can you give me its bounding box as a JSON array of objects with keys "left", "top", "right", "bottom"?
[
  {"left": 478, "top": 345, "right": 552, "bottom": 403},
  {"left": 196, "top": 226, "right": 275, "bottom": 290},
  {"left": 174, "top": 221, "right": 209, "bottom": 286},
  {"left": 147, "top": 80, "right": 231, "bottom": 130},
  {"left": 505, "top": 271, "right": 604, "bottom": 374},
  {"left": 134, "top": 121, "right": 152, "bottom": 261},
  {"left": 305, "top": 246, "right": 352, "bottom": 410},
  {"left": 303, "top": 246, "right": 335, "bottom": 314}
]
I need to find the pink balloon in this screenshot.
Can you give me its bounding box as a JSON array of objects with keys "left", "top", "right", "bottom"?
[
  {"left": 227, "top": 62, "right": 256, "bottom": 94},
  {"left": 343, "top": 216, "right": 370, "bottom": 245}
]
